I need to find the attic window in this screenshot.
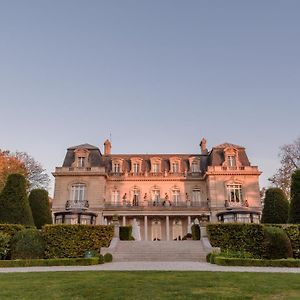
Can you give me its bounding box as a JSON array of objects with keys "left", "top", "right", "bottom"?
[
  {"left": 228, "top": 155, "right": 236, "bottom": 168},
  {"left": 78, "top": 157, "right": 85, "bottom": 168}
]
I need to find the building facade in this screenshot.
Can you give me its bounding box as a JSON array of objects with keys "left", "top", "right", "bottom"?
[{"left": 52, "top": 138, "right": 262, "bottom": 241}]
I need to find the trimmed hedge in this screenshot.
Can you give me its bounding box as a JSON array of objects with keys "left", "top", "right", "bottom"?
[
  {"left": 282, "top": 225, "right": 300, "bottom": 259},
  {"left": 11, "top": 229, "right": 45, "bottom": 259},
  {"left": 206, "top": 223, "right": 265, "bottom": 258},
  {"left": 0, "top": 233, "right": 10, "bottom": 259},
  {"left": 214, "top": 256, "right": 300, "bottom": 268},
  {"left": 191, "top": 224, "right": 201, "bottom": 240},
  {"left": 0, "top": 257, "right": 100, "bottom": 268},
  {"left": 104, "top": 253, "right": 113, "bottom": 263},
  {"left": 119, "top": 226, "right": 133, "bottom": 241},
  {"left": 42, "top": 225, "right": 114, "bottom": 258},
  {"left": 0, "top": 224, "right": 25, "bottom": 237}
]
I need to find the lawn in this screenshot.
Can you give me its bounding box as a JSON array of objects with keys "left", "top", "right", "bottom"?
[{"left": 0, "top": 271, "right": 299, "bottom": 299}]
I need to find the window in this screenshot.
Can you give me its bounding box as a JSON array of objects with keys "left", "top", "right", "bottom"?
[
  {"left": 172, "top": 162, "right": 179, "bottom": 173},
  {"left": 153, "top": 163, "right": 160, "bottom": 173},
  {"left": 71, "top": 184, "right": 86, "bottom": 201},
  {"left": 133, "top": 163, "right": 140, "bottom": 174},
  {"left": 111, "top": 190, "right": 120, "bottom": 205},
  {"left": 78, "top": 157, "right": 85, "bottom": 168},
  {"left": 228, "top": 155, "right": 237, "bottom": 168},
  {"left": 192, "top": 190, "right": 201, "bottom": 205},
  {"left": 152, "top": 189, "right": 160, "bottom": 205},
  {"left": 132, "top": 189, "right": 140, "bottom": 206},
  {"left": 113, "top": 163, "right": 120, "bottom": 173},
  {"left": 172, "top": 190, "right": 180, "bottom": 205},
  {"left": 227, "top": 184, "right": 243, "bottom": 203},
  {"left": 191, "top": 161, "right": 199, "bottom": 173}
]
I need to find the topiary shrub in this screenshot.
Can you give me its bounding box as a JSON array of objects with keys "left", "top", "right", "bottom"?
[
  {"left": 99, "top": 254, "right": 104, "bottom": 264},
  {"left": 282, "top": 225, "right": 300, "bottom": 258},
  {"left": 119, "top": 226, "right": 133, "bottom": 240},
  {"left": 263, "top": 226, "right": 293, "bottom": 259},
  {"left": 191, "top": 224, "right": 201, "bottom": 240},
  {"left": 29, "top": 189, "right": 52, "bottom": 229},
  {"left": 0, "top": 232, "right": 10, "bottom": 260},
  {"left": 104, "top": 253, "right": 113, "bottom": 263},
  {"left": 42, "top": 225, "right": 114, "bottom": 258},
  {"left": 289, "top": 169, "right": 300, "bottom": 223},
  {"left": 11, "top": 228, "right": 45, "bottom": 259}
]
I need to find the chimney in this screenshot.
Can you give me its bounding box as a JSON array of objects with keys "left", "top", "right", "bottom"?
[
  {"left": 200, "top": 138, "right": 208, "bottom": 154},
  {"left": 104, "top": 139, "right": 111, "bottom": 155}
]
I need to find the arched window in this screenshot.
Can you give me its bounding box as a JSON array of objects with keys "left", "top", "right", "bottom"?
[{"left": 71, "top": 183, "right": 86, "bottom": 202}]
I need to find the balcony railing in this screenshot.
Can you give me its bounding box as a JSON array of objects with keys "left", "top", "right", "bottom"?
[
  {"left": 104, "top": 199, "right": 208, "bottom": 210},
  {"left": 224, "top": 199, "right": 249, "bottom": 209},
  {"left": 65, "top": 200, "right": 89, "bottom": 211}
]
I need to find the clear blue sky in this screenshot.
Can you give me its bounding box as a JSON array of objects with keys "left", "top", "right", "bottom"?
[{"left": 0, "top": 1, "right": 299, "bottom": 194}]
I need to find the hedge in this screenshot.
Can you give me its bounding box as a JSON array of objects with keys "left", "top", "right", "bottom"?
[
  {"left": 104, "top": 253, "right": 113, "bottom": 263},
  {"left": 206, "top": 223, "right": 265, "bottom": 258},
  {"left": 0, "top": 224, "right": 26, "bottom": 237},
  {"left": 42, "top": 225, "right": 114, "bottom": 258},
  {"left": 214, "top": 256, "right": 300, "bottom": 268},
  {"left": 119, "top": 226, "right": 133, "bottom": 240},
  {"left": 0, "top": 258, "right": 100, "bottom": 268},
  {"left": 191, "top": 224, "right": 201, "bottom": 240}
]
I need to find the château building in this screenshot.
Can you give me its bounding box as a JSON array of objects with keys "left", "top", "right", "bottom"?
[{"left": 52, "top": 138, "right": 262, "bottom": 241}]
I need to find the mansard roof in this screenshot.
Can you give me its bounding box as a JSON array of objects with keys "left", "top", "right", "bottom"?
[
  {"left": 213, "top": 143, "right": 245, "bottom": 149},
  {"left": 67, "top": 143, "right": 100, "bottom": 150}
]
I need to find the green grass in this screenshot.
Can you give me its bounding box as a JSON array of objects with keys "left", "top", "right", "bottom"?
[{"left": 0, "top": 271, "right": 299, "bottom": 299}]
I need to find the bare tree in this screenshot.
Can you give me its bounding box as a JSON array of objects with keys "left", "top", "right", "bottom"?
[{"left": 269, "top": 137, "right": 300, "bottom": 198}]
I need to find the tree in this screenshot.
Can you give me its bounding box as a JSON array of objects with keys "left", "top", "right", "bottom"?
[
  {"left": 0, "top": 174, "right": 34, "bottom": 226},
  {"left": 269, "top": 137, "right": 300, "bottom": 198},
  {"left": 261, "top": 188, "right": 289, "bottom": 224},
  {"left": 29, "top": 189, "right": 52, "bottom": 229},
  {"left": 288, "top": 169, "right": 300, "bottom": 223},
  {"left": 0, "top": 151, "right": 27, "bottom": 191},
  {"left": 0, "top": 150, "right": 50, "bottom": 191}
]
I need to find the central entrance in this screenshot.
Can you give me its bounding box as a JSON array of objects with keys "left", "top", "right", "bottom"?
[{"left": 151, "top": 219, "right": 162, "bottom": 241}]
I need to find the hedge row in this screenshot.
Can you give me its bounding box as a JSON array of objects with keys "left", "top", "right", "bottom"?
[
  {"left": 0, "top": 224, "right": 25, "bottom": 237},
  {"left": 214, "top": 257, "right": 300, "bottom": 268},
  {"left": 42, "top": 225, "right": 114, "bottom": 258},
  {"left": 0, "top": 257, "right": 100, "bottom": 268},
  {"left": 206, "top": 223, "right": 265, "bottom": 258}
]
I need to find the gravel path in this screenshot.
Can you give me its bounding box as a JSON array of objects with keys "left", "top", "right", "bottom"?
[{"left": 0, "top": 262, "right": 299, "bottom": 273}]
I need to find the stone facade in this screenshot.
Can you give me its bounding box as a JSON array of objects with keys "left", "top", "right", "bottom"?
[{"left": 52, "top": 139, "right": 262, "bottom": 240}]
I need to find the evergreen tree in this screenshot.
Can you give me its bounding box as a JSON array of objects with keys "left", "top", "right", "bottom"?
[
  {"left": 29, "top": 189, "right": 52, "bottom": 229},
  {"left": 261, "top": 188, "right": 289, "bottom": 224},
  {"left": 0, "top": 174, "right": 34, "bottom": 226},
  {"left": 289, "top": 169, "right": 300, "bottom": 223}
]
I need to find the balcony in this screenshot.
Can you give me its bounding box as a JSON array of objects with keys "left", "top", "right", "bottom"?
[
  {"left": 224, "top": 199, "right": 249, "bottom": 209},
  {"left": 104, "top": 199, "right": 208, "bottom": 211},
  {"left": 65, "top": 200, "right": 89, "bottom": 211}
]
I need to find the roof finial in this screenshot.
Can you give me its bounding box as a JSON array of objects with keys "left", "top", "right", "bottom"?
[{"left": 200, "top": 138, "right": 208, "bottom": 154}]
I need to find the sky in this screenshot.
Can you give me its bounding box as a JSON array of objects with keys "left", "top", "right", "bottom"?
[{"left": 0, "top": 0, "right": 299, "bottom": 195}]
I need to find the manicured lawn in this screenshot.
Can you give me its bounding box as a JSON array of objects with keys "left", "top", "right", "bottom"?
[{"left": 0, "top": 271, "right": 299, "bottom": 299}]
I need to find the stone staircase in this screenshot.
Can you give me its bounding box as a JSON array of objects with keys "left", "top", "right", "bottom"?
[{"left": 101, "top": 240, "right": 209, "bottom": 262}]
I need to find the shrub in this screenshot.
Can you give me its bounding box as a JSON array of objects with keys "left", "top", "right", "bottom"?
[
  {"left": 207, "top": 223, "right": 265, "bottom": 258},
  {"left": 220, "top": 250, "right": 254, "bottom": 259},
  {"left": 99, "top": 254, "right": 104, "bottom": 264},
  {"left": 104, "top": 253, "right": 113, "bottom": 263},
  {"left": 191, "top": 224, "right": 201, "bottom": 240},
  {"left": 0, "top": 232, "right": 10, "bottom": 259},
  {"left": 0, "top": 258, "right": 99, "bottom": 268},
  {"left": 29, "top": 189, "right": 52, "bottom": 229},
  {"left": 11, "top": 228, "right": 45, "bottom": 259},
  {"left": 0, "top": 174, "right": 34, "bottom": 226},
  {"left": 119, "top": 226, "right": 133, "bottom": 240},
  {"left": 0, "top": 224, "right": 25, "bottom": 237},
  {"left": 282, "top": 225, "right": 300, "bottom": 259},
  {"left": 42, "top": 225, "right": 114, "bottom": 258},
  {"left": 263, "top": 226, "right": 293, "bottom": 259},
  {"left": 261, "top": 188, "right": 289, "bottom": 224},
  {"left": 289, "top": 169, "right": 300, "bottom": 223}
]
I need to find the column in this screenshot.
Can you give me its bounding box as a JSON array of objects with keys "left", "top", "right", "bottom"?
[
  {"left": 144, "top": 215, "right": 148, "bottom": 241},
  {"left": 166, "top": 216, "right": 170, "bottom": 241},
  {"left": 187, "top": 216, "right": 191, "bottom": 234},
  {"left": 122, "top": 215, "right": 126, "bottom": 226}
]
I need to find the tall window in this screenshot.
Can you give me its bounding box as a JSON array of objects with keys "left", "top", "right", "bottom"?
[
  {"left": 133, "top": 163, "right": 140, "bottom": 174},
  {"left": 192, "top": 190, "right": 201, "bottom": 205},
  {"left": 227, "top": 184, "right": 243, "bottom": 203},
  {"left": 132, "top": 189, "right": 140, "bottom": 206},
  {"left": 77, "top": 157, "right": 85, "bottom": 168},
  {"left": 172, "top": 162, "right": 179, "bottom": 173},
  {"left": 113, "top": 163, "right": 120, "bottom": 173},
  {"left": 191, "top": 161, "right": 199, "bottom": 173},
  {"left": 111, "top": 190, "right": 120, "bottom": 205},
  {"left": 71, "top": 184, "right": 86, "bottom": 202},
  {"left": 228, "top": 155, "right": 237, "bottom": 168},
  {"left": 172, "top": 190, "right": 180, "bottom": 205},
  {"left": 152, "top": 189, "right": 160, "bottom": 204}
]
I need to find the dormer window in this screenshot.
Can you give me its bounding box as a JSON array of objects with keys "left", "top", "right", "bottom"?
[
  {"left": 111, "top": 158, "right": 124, "bottom": 174},
  {"left": 150, "top": 157, "right": 162, "bottom": 174},
  {"left": 78, "top": 157, "right": 85, "bottom": 168},
  {"left": 172, "top": 162, "right": 179, "bottom": 173},
  {"left": 191, "top": 161, "right": 200, "bottom": 173},
  {"left": 133, "top": 163, "right": 140, "bottom": 174},
  {"left": 153, "top": 163, "right": 160, "bottom": 173},
  {"left": 113, "top": 163, "right": 120, "bottom": 173},
  {"left": 228, "top": 155, "right": 237, "bottom": 168}
]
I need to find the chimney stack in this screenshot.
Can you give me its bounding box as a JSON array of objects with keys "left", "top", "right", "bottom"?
[
  {"left": 200, "top": 138, "right": 208, "bottom": 154},
  {"left": 104, "top": 139, "right": 112, "bottom": 155}
]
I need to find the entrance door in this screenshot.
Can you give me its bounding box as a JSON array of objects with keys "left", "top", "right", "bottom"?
[
  {"left": 151, "top": 219, "right": 162, "bottom": 241},
  {"left": 172, "top": 219, "right": 183, "bottom": 240}
]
